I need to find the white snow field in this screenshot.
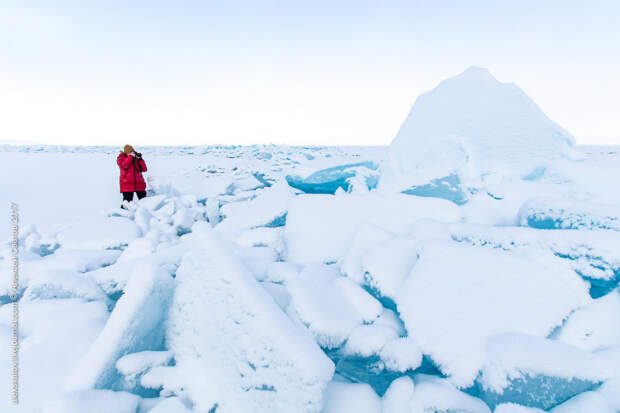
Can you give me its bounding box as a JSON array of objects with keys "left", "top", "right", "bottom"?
[{"left": 1, "top": 68, "right": 620, "bottom": 412}]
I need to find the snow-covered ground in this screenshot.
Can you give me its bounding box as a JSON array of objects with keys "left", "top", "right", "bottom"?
[
  {"left": 1, "top": 142, "right": 618, "bottom": 413},
  {"left": 1, "top": 68, "right": 619, "bottom": 412}
]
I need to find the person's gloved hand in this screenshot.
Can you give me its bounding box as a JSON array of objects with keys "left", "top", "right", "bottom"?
[{"left": 135, "top": 152, "right": 143, "bottom": 159}]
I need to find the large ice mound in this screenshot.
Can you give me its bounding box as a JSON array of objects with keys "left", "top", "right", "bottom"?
[{"left": 386, "top": 66, "right": 577, "bottom": 184}]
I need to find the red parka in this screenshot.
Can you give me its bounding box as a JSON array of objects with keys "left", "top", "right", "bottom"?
[{"left": 117, "top": 153, "right": 147, "bottom": 192}]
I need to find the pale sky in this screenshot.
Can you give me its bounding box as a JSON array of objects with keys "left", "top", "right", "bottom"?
[{"left": 1, "top": 0, "right": 619, "bottom": 146}]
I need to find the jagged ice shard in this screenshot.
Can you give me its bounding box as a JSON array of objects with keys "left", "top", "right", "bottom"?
[{"left": 165, "top": 222, "right": 334, "bottom": 413}]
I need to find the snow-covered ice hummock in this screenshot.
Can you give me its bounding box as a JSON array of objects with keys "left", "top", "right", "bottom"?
[
  {"left": 215, "top": 181, "right": 296, "bottom": 238},
  {"left": 477, "top": 333, "right": 610, "bottom": 410},
  {"left": 64, "top": 262, "right": 174, "bottom": 391},
  {"left": 284, "top": 193, "right": 461, "bottom": 265},
  {"left": 287, "top": 263, "right": 382, "bottom": 349},
  {"left": 449, "top": 223, "right": 620, "bottom": 297},
  {"left": 115, "top": 350, "right": 174, "bottom": 393},
  {"left": 164, "top": 222, "right": 334, "bottom": 413},
  {"left": 22, "top": 269, "right": 111, "bottom": 306},
  {"left": 56, "top": 216, "right": 141, "bottom": 250},
  {"left": 0, "top": 298, "right": 110, "bottom": 412},
  {"left": 395, "top": 241, "right": 591, "bottom": 388},
  {"left": 554, "top": 288, "right": 620, "bottom": 352},
  {"left": 0, "top": 246, "right": 121, "bottom": 303},
  {"left": 381, "top": 375, "right": 492, "bottom": 413},
  {"left": 382, "top": 66, "right": 579, "bottom": 201}
]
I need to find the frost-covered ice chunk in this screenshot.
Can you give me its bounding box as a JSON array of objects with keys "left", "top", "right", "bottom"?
[
  {"left": 554, "top": 289, "right": 620, "bottom": 351},
  {"left": 228, "top": 173, "right": 266, "bottom": 194},
  {"left": 235, "top": 227, "right": 285, "bottom": 256},
  {"left": 65, "top": 263, "right": 174, "bottom": 391},
  {"left": 379, "top": 337, "right": 423, "bottom": 373},
  {"left": 139, "top": 365, "right": 177, "bottom": 391},
  {"left": 285, "top": 193, "right": 461, "bottom": 264},
  {"left": 401, "top": 172, "right": 470, "bottom": 205},
  {"left": 373, "top": 308, "right": 406, "bottom": 336},
  {"left": 322, "top": 381, "right": 382, "bottom": 413},
  {"left": 205, "top": 196, "right": 222, "bottom": 224},
  {"left": 333, "top": 356, "right": 405, "bottom": 396},
  {"left": 234, "top": 245, "right": 278, "bottom": 279},
  {"left": 116, "top": 231, "right": 159, "bottom": 263},
  {"left": 172, "top": 207, "right": 195, "bottom": 235},
  {"left": 147, "top": 397, "right": 192, "bottom": 413},
  {"left": 0, "top": 298, "right": 107, "bottom": 345},
  {"left": 286, "top": 161, "right": 379, "bottom": 194},
  {"left": 115, "top": 350, "right": 173, "bottom": 388},
  {"left": 396, "top": 241, "right": 590, "bottom": 387},
  {"left": 153, "top": 199, "right": 176, "bottom": 220},
  {"left": 341, "top": 309, "right": 405, "bottom": 360},
  {"left": 478, "top": 333, "right": 609, "bottom": 410},
  {"left": 342, "top": 324, "right": 399, "bottom": 358},
  {"left": 57, "top": 217, "right": 141, "bottom": 249},
  {"left": 341, "top": 223, "right": 394, "bottom": 283},
  {"left": 460, "top": 177, "right": 579, "bottom": 227},
  {"left": 217, "top": 182, "right": 296, "bottom": 236},
  {"left": 88, "top": 242, "right": 187, "bottom": 294},
  {"left": 137, "top": 194, "right": 167, "bottom": 211},
  {"left": 361, "top": 235, "right": 421, "bottom": 304},
  {"left": 518, "top": 197, "right": 620, "bottom": 231},
  {"left": 550, "top": 391, "right": 616, "bottom": 413},
  {"left": 27, "top": 247, "right": 121, "bottom": 274},
  {"left": 42, "top": 389, "right": 141, "bottom": 413},
  {"left": 450, "top": 223, "right": 620, "bottom": 297},
  {"left": 334, "top": 277, "right": 383, "bottom": 323},
  {"left": 288, "top": 264, "right": 380, "bottom": 348},
  {"left": 494, "top": 403, "right": 545, "bottom": 413},
  {"left": 263, "top": 261, "right": 301, "bottom": 284},
  {"left": 22, "top": 270, "right": 110, "bottom": 305},
  {"left": 166, "top": 223, "right": 334, "bottom": 413},
  {"left": 0, "top": 247, "right": 121, "bottom": 298},
  {"left": 387, "top": 66, "right": 575, "bottom": 180},
  {"left": 409, "top": 376, "right": 492, "bottom": 413},
  {"left": 381, "top": 376, "right": 415, "bottom": 413},
  {"left": 88, "top": 259, "right": 144, "bottom": 295},
  {"left": 19, "top": 225, "right": 59, "bottom": 256},
  {"left": 0, "top": 299, "right": 108, "bottom": 412}
]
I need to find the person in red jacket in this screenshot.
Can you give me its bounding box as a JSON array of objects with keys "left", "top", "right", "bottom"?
[{"left": 117, "top": 144, "right": 148, "bottom": 208}]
